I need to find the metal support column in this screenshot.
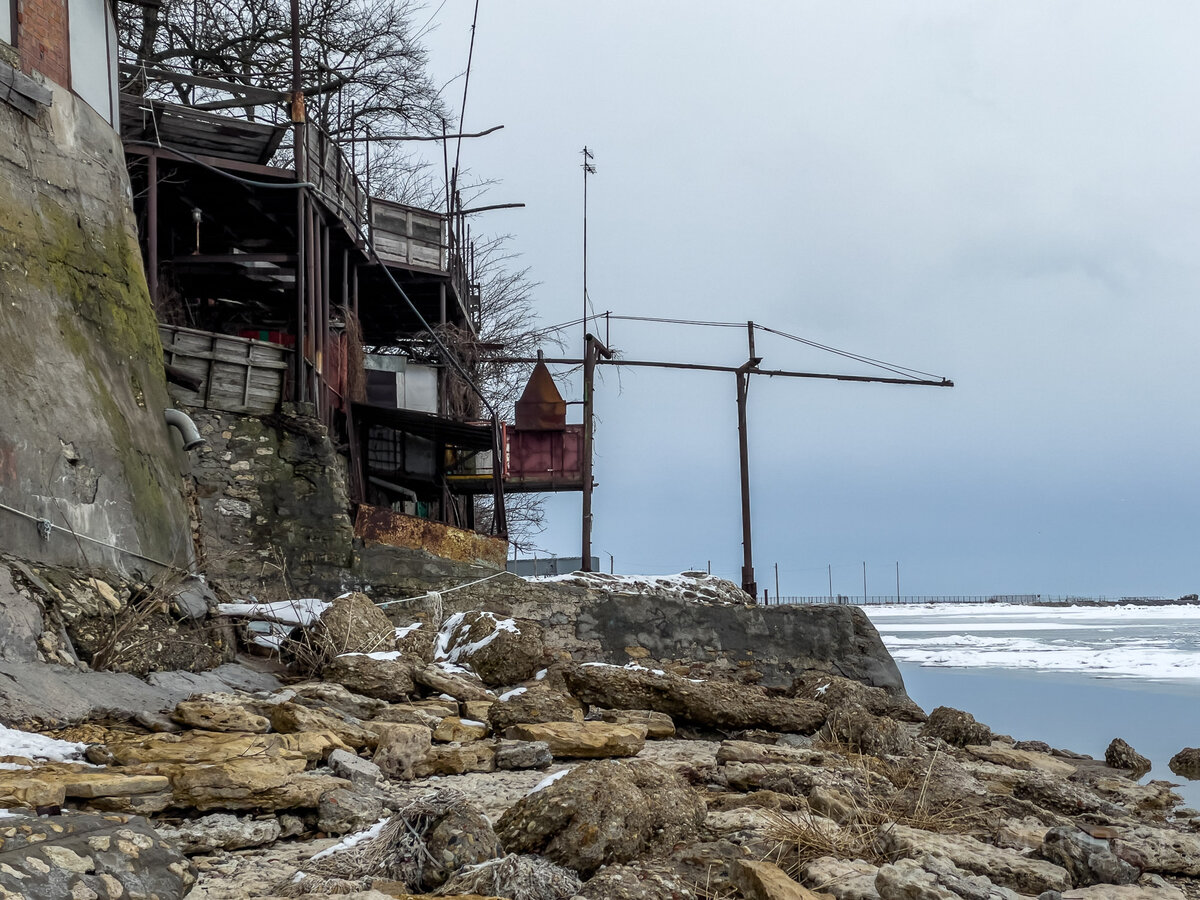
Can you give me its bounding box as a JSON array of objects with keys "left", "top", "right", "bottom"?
[{"left": 146, "top": 152, "right": 158, "bottom": 304}]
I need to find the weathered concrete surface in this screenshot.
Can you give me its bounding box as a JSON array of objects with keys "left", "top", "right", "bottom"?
[
  {"left": 0, "top": 83, "right": 193, "bottom": 577},
  {"left": 0, "top": 660, "right": 279, "bottom": 729},
  {"left": 436, "top": 575, "right": 904, "bottom": 692}
]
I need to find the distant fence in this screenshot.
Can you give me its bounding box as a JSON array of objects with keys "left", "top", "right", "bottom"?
[{"left": 772, "top": 594, "right": 1174, "bottom": 607}]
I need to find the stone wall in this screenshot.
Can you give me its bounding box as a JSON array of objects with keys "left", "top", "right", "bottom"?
[
  {"left": 0, "top": 82, "right": 193, "bottom": 578},
  {"left": 188, "top": 404, "right": 355, "bottom": 598},
  {"left": 420, "top": 574, "right": 905, "bottom": 693}
]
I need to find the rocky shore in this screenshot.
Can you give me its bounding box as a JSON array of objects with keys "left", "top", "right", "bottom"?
[{"left": 0, "top": 574, "right": 1197, "bottom": 900}]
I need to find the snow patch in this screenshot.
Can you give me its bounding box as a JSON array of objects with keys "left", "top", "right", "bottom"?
[
  {"left": 528, "top": 768, "right": 570, "bottom": 795},
  {"left": 309, "top": 817, "right": 389, "bottom": 861},
  {"left": 0, "top": 725, "right": 87, "bottom": 764},
  {"left": 340, "top": 650, "right": 403, "bottom": 661},
  {"left": 498, "top": 687, "right": 527, "bottom": 702},
  {"left": 395, "top": 622, "right": 422, "bottom": 639},
  {"left": 217, "top": 597, "right": 329, "bottom": 626}
]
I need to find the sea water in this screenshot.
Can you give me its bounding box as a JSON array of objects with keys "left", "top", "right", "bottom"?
[{"left": 862, "top": 603, "right": 1200, "bottom": 807}]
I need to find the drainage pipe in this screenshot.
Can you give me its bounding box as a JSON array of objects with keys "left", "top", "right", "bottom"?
[{"left": 164, "top": 408, "right": 205, "bottom": 450}]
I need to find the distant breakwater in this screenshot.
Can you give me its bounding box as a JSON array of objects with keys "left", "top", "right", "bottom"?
[{"left": 774, "top": 593, "right": 1200, "bottom": 607}]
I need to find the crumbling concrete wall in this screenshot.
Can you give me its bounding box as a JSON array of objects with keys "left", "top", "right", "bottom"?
[
  {"left": 0, "top": 83, "right": 193, "bottom": 577},
  {"left": 421, "top": 574, "right": 905, "bottom": 693}
]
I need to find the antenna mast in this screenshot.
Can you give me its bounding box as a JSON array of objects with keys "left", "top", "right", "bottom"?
[{"left": 581, "top": 146, "right": 596, "bottom": 345}]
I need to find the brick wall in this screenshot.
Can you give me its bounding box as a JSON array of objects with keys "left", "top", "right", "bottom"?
[{"left": 16, "top": 0, "right": 69, "bottom": 86}]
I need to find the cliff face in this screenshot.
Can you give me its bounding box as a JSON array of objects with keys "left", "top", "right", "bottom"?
[{"left": 0, "top": 84, "right": 192, "bottom": 575}]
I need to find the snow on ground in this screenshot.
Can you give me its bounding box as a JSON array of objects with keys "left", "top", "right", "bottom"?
[
  {"left": 0, "top": 725, "right": 87, "bottom": 764},
  {"left": 217, "top": 598, "right": 330, "bottom": 626},
  {"left": 308, "top": 817, "right": 389, "bottom": 861},
  {"left": 526, "top": 571, "right": 748, "bottom": 605}
]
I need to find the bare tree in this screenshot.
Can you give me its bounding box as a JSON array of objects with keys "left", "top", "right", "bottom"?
[{"left": 118, "top": 0, "right": 450, "bottom": 171}]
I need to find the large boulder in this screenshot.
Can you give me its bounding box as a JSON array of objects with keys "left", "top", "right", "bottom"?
[
  {"left": 791, "top": 672, "right": 926, "bottom": 723},
  {"left": 488, "top": 686, "right": 584, "bottom": 732},
  {"left": 1041, "top": 827, "right": 1139, "bottom": 887},
  {"left": 0, "top": 810, "right": 195, "bottom": 900},
  {"left": 370, "top": 722, "right": 432, "bottom": 780},
  {"left": 437, "top": 611, "right": 547, "bottom": 685},
  {"left": 1105, "top": 738, "right": 1151, "bottom": 773},
  {"left": 267, "top": 701, "right": 377, "bottom": 750},
  {"left": 822, "top": 701, "right": 912, "bottom": 756},
  {"left": 170, "top": 696, "right": 271, "bottom": 733},
  {"left": 922, "top": 706, "right": 992, "bottom": 747},
  {"left": 561, "top": 663, "right": 826, "bottom": 733},
  {"left": 305, "top": 592, "right": 395, "bottom": 665},
  {"left": 321, "top": 652, "right": 414, "bottom": 701},
  {"left": 496, "top": 759, "right": 706, "bottom": 877},
  {"left": 1168, "top": 748, "right": 1200, "bottom": 780}
]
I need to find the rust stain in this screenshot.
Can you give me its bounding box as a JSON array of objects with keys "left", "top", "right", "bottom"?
[
  {"left": 354, "top": 504, "right": 507, "bottom": 568},
  {"left": 515, "top": 360, "right": 566, "bottom": 431}
]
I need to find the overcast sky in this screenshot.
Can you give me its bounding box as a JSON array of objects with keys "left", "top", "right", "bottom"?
[{"left": 416, "top": 2, "right": 1200, "bottom": 597}]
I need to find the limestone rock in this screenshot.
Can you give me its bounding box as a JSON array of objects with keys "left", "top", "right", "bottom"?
[
  {"left": 0, "top": 811, "right": 195, "bottom": 900},
  {"left": 318, "top": 787, "right": 385, "bottom": 835},
  {"left": 1112, "top": 824, "right": 1200, "bottom": 876},
  {"left": 268, "top": 701, "right": 377, "bottom": 750},
  {"left": 801, "top": 857, "right": 881, "bottom": 900},
  {"left": 463, "top": 699, "right": 493, "bottom": 721},
  {"left": 506, "top": 721, "right": 646, "bottom": 758},
  {"left": 323, "top": 653, "right": 415, "bottom": 702},
  {"left": 370, "top": 723, "right": 432, "bottom": 780},
  {"left": 597, "top": 708, "right": 677, "bottom": 739},
  {"left": 370, "top": 704, "right": 443, "bottom": 729},
  {"left": 1168, "top": 748, "right": 1200, "bottom": 780},
  {"left": 413, "top": 742, "right": 497, "bottom": 777},
  {"left": 307, "top": 592, "right": 396, "bottom": 663},
  {"left": 822, "top": 701, "right": 912, "bottom": 756},
  {"left": 1091, "top": 777, "right": 1181, "bottom": 814},
  {"left": 328, "top": 748, "right": 384, "bottom": 788},
  {"left": 576, "top": 860, "right": 700, "bottom": 898},
  {"left": 791, "top": 672, "right": 926, "bottom": 723},
  {"left": 165, "top": 756, "right": 351, "bottom": 811},
  {"left": 171, "top": 697, "right": 271, "bottom": 733},
  {"left": 874, "top": 859, "right": 961, "bottom": 900},
  {"left": 434, "top": 716, "right": 489, "bottom": 743},
  {"left": 439, "top": 611, "right": 547, "bottom": 686},
  {"left": 1062, "top": 884, "right": 1187, "bottom": 900},
  {"left": 883, "top": 824, "right": 1071, "bottom": 895},
  {"left": 393, "top": 620, "right": 436, "bottom": 662},
  {"left": 494, "top": 740, "right": 553, "bottom": 770},
  {"left": 736, "top": 859, "right": 827, "bottom": 900},
  {"left": 966, "top": 744, "right": 1078, "bottom": 778},
  {"left": 488, "top": 686, "right": 583, "bottom": 732},
  {"left": 291, "top": 681, "right": 389, "bottom": 719},
  {"left": 1041, "top": 827, "right": 1139, "bottom": 887},
  {"left": 922, "top": 706, "right": 991, "bottom": 747},
  {"left": 155, "top": 812, "right": 282, "bottom": 854},
  {"left": 413, "top": 663, "right": 494, "bottom": 702},
  {"left": 496, "top": 759, "right": 706, "bottom": 877},
  {"left": 1012, "top": 772, "right": 1124, "bottom": 819},
  {"left": 916, "top": 853, "right": 1021, "bottom": 900},
  {"left": 561, "top": 663, "right": 827, "bottom": 733},
  {"left": 1105, "top": 739, "right": 1151, "bottom": 773},
  {"left": 0, "top": 771, "right": 67, "bottom": 807},
  {"left": 96, "top": 729, "right": 346, "bottom": 767}
]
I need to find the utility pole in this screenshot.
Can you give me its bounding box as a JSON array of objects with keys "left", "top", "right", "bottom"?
[
  {"left": 581, "top": 332, "right": 612, "bottom": 571},
  {"left": 581, "top": 147, "right": 595, "bottom": 342},
  {"left": 774, "top": 562, "right": 780, "bottom": 602},
  {"left": 828, "top": 564, "right": 833, "bottom": 602},
  {"left": 737, "top": 321, "right": 762, "bottom": 598}
]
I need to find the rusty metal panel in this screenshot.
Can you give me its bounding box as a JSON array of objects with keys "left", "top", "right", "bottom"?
[
  {"left": 354, "top": 504, "right": 508, "bottom": 568},
  {"left": 515, "top": 360, "right": 566, "bottom": 431},
  {"left": 506, "top": 425, "right": 583, "bottom": 481}
]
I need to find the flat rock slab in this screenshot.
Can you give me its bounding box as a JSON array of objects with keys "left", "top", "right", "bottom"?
[
  {"left": 884, "top": 823, "right": 1071, "bottom": 895},
  {"left": 966, "top": 743, "right": 1078, "bottom": 778},
  {"left": 506, "top": 721, "right": 646, "bottom": 758},
  {"left": 0, "top": 810, "right": 194, "bottom": 900},
  {"left": 0, "top": 660, "right": 281, "bottom": 729}
]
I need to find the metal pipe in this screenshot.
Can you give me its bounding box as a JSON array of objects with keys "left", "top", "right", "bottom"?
[{"left": 164, "top": 409, "right": 205, "bottom": 451}]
